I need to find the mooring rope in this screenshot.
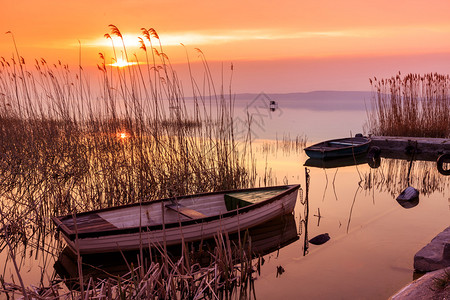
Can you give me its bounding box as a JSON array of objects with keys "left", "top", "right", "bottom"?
[{"left": 298, "top": 167, "right": 310, "bottom": 255}]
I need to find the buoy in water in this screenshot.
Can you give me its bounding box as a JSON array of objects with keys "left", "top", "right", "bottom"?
[{"left": 269, "top": 100, "right": 277, "bottom": 112}]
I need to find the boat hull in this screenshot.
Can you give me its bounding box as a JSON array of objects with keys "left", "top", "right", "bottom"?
[
  {"left": 304, "top": 137, "right": 371, "bottom": 160},
  {"left": 54, "top": 214, "right": 299, "bottom": 285},
  {"left": 304, "top": 153, "right": 368, "bottom": 168},
  {"left": 56, "top": 185, "right": 300, "bottom": 254}
]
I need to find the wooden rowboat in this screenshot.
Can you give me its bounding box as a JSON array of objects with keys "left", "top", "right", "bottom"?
[
  {"left": 304, "top": 136, "right": 371, "bottom": 159},
  {"left": 52, "top": 185, "right": 300, "bottom": 254}
]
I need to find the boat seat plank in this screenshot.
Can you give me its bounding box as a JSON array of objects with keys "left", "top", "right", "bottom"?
[
  {"left": 328, "top": 141, "right": 360, "bottom": 146},
  {"left": 62, "top": 213, "right": 118, "bottom": 233},
  {"left": 225, "top": 188, "right": 287, "bottom": 211},
  {"left": 227, "top": 188, "right": 286, "bottom": 203},
  {"left": 165, "top": 203, "right": 207, "bottom": 219}
]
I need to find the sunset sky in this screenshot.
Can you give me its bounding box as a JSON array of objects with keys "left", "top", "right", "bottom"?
[{"left": 3, "top": 0, "right": 450, "bottom": 93}]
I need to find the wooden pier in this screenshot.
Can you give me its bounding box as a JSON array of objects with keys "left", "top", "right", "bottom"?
[{"left": 370, "top": 136, "right": 450, "bottom": 161}]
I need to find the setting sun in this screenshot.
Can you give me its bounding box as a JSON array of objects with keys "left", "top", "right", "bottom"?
[{"left": 109, "top": 58, "right": 138, "bottom": 68}]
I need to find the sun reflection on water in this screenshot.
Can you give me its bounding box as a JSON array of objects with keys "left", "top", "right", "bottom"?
[{"left": 117, "top": 131, "right": 129, "bottom": 140}]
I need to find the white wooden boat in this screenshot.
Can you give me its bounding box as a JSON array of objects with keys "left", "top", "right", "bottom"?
[{"left": 52, "top": 185, "right": 300, "bottom": 254}]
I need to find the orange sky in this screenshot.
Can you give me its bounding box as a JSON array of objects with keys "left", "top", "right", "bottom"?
[{"left": 3, "top": 0, "right": 450, "bottom": 92}]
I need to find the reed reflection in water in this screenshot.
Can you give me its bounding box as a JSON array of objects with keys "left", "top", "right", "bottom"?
[
  {"left": 362, "top": 157, "right": 450, "bottom": 198},
  {"left": 250, "top": 145, "right": 449, "bottom": 299}
]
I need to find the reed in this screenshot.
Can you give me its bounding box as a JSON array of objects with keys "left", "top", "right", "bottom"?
[
  {"left": 257, "top": 134, "right": 307, "bottom": 156},
  {"left": 367, "top": 72, "right": 450, "bottom": 137},
  {"left": 0, "top": 26, "right": 254, "bottom": 211},
  {"left": 0, "top": 235, "right": 259, "bottom": 299},
  {"left": 0, "top": 26, "right": 257, "bottom": 297},
  {"left": 361, "top": 158, "right": 449, "bottom": 197}
]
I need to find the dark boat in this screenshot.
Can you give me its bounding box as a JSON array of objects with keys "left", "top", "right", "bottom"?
[{"left": 304, "top": 136, "right": 371, "bottom": 159}]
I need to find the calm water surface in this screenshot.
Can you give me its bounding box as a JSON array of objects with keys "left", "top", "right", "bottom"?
[
  {"left": 252, "top": 148, "right": 449, "bottom": 299},
  {"left": 235, "top": 96, "right": 449, "bottom": 299},
  {"left": 2, "top": 96, "right": 449, "bottom": 299},
  {"left": 243, "top": 97, "right": 450, "bottom": 299}
]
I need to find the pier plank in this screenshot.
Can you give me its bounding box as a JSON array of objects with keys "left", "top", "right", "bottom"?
[{"left": 370, "top": 136, "right": 450, "bottom": 159}]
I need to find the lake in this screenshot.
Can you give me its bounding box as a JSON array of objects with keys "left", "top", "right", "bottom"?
[
  {"left": 235, "top": 92, "right": 449, "bottom": 299},
  {"left": 250, "top": 145, "right": 449, "bottom": 299},
  {"left": 1, "top": 92, "right": 449, "bottom": 299}
]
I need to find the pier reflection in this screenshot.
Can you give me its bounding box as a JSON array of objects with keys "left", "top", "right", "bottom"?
[
  {"left": 304, "top": 148, "right": 450, "bottom": 199},
  {"left": 362, "top": 157, "right": 450, "bottom": 198}
]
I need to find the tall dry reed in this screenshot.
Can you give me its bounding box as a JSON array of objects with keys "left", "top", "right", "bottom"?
[
  {"left": 367, "top": 72, "right": 450, "bottom": 137},
  {"left": 0, "top": 25, "right": 257, "bottom": 296},
  {"left": 1, "top": 231, "right": 259, "bottom": 299},
  {"left": 0, "top": 25, "right": 254, "bottom": 213}
]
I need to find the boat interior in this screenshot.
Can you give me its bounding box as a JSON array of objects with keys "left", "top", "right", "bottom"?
[
  {"left": 308, "top": 137, "right": 368, "bottom": 150},
  {"left": 59, "top": 187, "right": 289, "bottom": 233}
]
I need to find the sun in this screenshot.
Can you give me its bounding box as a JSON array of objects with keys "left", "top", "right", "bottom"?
[
  {"left": 109, "top": 58, "right": 138, "bottom": 68},
  {"left": 117, "top": 131, "right": 129, "bottom": 139}
]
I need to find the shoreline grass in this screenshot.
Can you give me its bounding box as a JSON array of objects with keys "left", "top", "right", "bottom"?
[{"left": 368, "top": 72, "right": 450, "bottom": 137}]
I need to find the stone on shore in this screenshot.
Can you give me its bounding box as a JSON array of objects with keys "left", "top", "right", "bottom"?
[
  {"left": 390, "top": 268, "right": 450, "bottom": 300},
  {"left": 414, "top": 226, "right": 450, "bottom": 272}
]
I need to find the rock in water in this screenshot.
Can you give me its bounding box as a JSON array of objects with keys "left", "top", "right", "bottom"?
[{"left": 309, "top": 233, "right": 330, "bottom": 245}]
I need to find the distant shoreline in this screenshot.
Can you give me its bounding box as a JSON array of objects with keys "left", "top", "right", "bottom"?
[
  {"left": 232, "top": 90, "right": 372, "bottom": 101},
  {"left": 188, "top": 90, "right": 373, "bottom": 111}
]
